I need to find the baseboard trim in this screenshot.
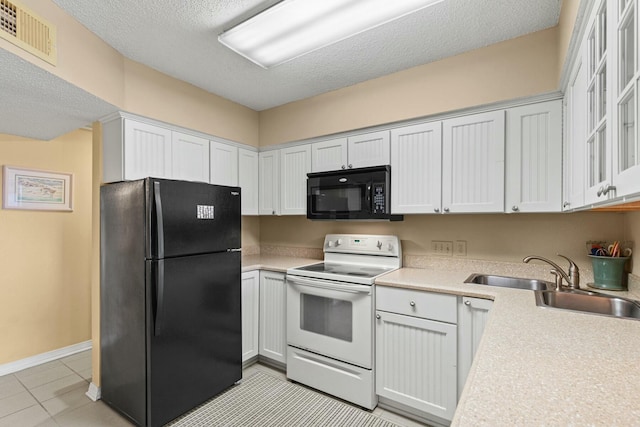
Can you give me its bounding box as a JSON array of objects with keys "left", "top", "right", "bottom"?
[
  {"left": 86, "top": 382, "right": 101, "bottom": 401},
  {"left": 0, "top": 340, "right": 92, "bottom": 376}
]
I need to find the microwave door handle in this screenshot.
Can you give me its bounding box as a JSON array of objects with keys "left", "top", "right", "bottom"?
[{"left": 366, "top": 185, "right": 372, "bottom": 212}]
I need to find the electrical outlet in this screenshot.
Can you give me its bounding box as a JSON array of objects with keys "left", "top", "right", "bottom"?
[
  {"left": 431, "top": 240, "right": 453, "bottom": 256},
  {"left": 454, "top": 240, "right": 467, "bottom": 257}
]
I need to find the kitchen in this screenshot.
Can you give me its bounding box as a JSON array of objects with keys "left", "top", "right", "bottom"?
[{"left": 1, "top": 0, "right": 640, "bottom": 425}]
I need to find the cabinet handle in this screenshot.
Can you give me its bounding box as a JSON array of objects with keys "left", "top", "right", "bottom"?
[
  {"left": 409, "top": 301, "right": 416, "bottom": 307},
  {"left": 341, "top": 165, "right": 346, "bottom": 170},
  {"left": 563, "top": 201, "right": 570, "bottom": 208},
  {"left": 597, "top": 186, "right": 604, "bottom": 197},
  {"left": 443, "top": 207, "right": 450, "bottom": 213},
  {"left": 434, "top": 208, "right": 440, "bottom": 213},
  {"left": 512, "top": 206, "right": 519, "bottom": 212},
  {"left": 348, "top": 164, "right": 353, "bottom": 169},
  {"left": 464, "top": 300, "right": 471, "bottom": 306},
  {"left": 376, "top": 314, "right": 381, "bottom": 319},
  {"left": 272, "top": 210, "right": 276, "bottom": 215},
  {"left": 604, "top": 185, "right": 616, "bottom": 195}
]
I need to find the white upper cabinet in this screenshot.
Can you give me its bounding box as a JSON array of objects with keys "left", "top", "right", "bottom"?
[
  {"left": 505, "top": 100, "right": 563, "bottom": 213},
  {"left": 238, "top": 148, "right": 259, "bottom": 215},
  {"left": 311, "top": 131, "right": 390, "bottom": 172},
  {"left": 390, "top": 122, "right": 442, "bottom": 214},
  {"left": 171, "top": 132, "right": 209, "bottom": 183},
  {"left": 121, "top": 119, "right": 173, "bottom": 181},
  {"left": 280, "top": 145, "right": 311, "bottom": 215},
  {"left": 347, "top": 131, "right": 391, "bottom": 169},
  {"left": 612, "top": 0, "right": 640, "bottom": 198},
  {"left": 259, "top": 150, "right": 280, "bottom": 215},
  {"left": 564, "top": 59, "right": 587, "bottom": 211},
  {"left": 584, "top": 1, "right": 614, "bottom": 204},
  {"left": 442, "top": 111, "right": 505, "bottom": 213},
  {"left": 311, "top": 138, "right": 348, "bottom": 172},
  {"left": 209, "top": 140, "right": 239, "bottom": 186}
]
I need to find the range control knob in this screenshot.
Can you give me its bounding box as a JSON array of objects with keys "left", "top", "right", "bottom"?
[
  {"left": 388, "top": 243, "right": 394, "bottom": 252},
  {"left": 335, "top": 239, "right": 342, "bottom": 246},
  {"left": 376, "top": 240, "right": 382, "bottom": 250},
  {"left": 328, "top": 240, "right": 334, "bottom": 248}
]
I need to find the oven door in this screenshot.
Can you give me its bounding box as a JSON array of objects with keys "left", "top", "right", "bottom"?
[{"left": 286, "top": 275, "right": 373, "bottom": 368}]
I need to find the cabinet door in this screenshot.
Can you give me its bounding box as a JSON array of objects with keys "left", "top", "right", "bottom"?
[
  {"left": 376, "top": 311, "right": 457, "bottom": 421},
  {"left": 123, "top": 119, "right": 172, "bottom": 180},
  {"left": 442, "top": 111, "right": 505, "bottom": 213},
  {"left": 238, "top": 148, "right": 259, "bottom": 215},
  {"left": 311, "top": 138, "right": 348, "bottom": 172},
  {"left": 506, "top": 100, "right": 562, "bottom": 213},
  {"left": 241, "top": 271, "right": 260, "bottom": 363},
  {"left": 564, "top": 59, "right": 587, "bottom": 211},
  {"left": 347, "top": 131, "right": 390, "bottom": 169},
  {"left": 457, "top": 297, "right": 493, "bottom": 400},
  {"left": 390, "top": 122, "right": 442, "bottom": 214},
  {"left": 280, "top": 145, "right": 311, "bottom": 215},
  {"left": 259, "top": 271, "right": 287, "bottom": 364},
  {"left": 584, "top": 1, "right": 613, "bottom": 204},
  {"left": 259, "top": 151, "right": 280, "bottom": 215},
  {"left": 210, "top": 141, "right": 239, "bottom": 186},
  {"left": 171, "top": 132, "right": 209, "bottom": 183},
  {"left": 612, "top": 0, "right": 640, "bottom": 198}
]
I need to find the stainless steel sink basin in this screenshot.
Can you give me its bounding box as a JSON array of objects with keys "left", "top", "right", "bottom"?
[
  {"left": 535, "top": 290, "right": 640, "bottom": 320},
  {"left": 465, "top": 274, "right": 552, "bottom": 291}
]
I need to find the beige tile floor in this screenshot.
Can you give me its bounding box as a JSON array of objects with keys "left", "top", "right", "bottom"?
[{"left": 0, "top": 351, "right": 428, "bottom": 426}]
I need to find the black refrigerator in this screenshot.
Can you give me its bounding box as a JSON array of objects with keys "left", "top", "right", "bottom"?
[{"left": 100, "top": 178, "right": 242, "bottom": 427}]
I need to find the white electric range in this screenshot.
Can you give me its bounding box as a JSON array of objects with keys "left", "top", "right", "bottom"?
[{"left": 285, "top": 234, "right": 402, "bottom": 409}]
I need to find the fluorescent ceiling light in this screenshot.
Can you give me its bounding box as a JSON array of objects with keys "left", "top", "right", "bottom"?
[{"left": 218, "top": 0, "right": 445, "bottom": 68}]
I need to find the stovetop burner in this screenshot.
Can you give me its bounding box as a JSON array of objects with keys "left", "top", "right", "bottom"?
[{"left": 293, "top": 262, "right": 393, "bottom": 279}]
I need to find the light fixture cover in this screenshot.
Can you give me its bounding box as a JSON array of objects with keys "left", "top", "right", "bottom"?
[{"left": 218, "top": 0, "right": 445, "bottom": 68}]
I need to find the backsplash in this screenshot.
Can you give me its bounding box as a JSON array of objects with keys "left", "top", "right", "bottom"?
[{"left": 260, "top": 245, "right": 323, "bottom": 259}]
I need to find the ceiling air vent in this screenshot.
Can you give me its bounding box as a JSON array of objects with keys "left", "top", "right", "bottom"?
[{"left": 0, "top": 0, "right": 56, "bottom": 65}]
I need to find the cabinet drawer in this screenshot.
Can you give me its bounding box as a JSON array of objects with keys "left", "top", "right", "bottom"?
[{"left": 376, "top": 286, "right": 456, "bottom": 323}]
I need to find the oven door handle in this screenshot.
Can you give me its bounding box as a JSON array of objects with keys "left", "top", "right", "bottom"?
[{"left": 287, "top": 275, "right": 372, "bottom": 294}]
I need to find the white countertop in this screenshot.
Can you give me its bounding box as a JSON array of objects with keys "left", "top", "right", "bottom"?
[{"left": 241, "top": 255, "right": 640, "bottom": 425}]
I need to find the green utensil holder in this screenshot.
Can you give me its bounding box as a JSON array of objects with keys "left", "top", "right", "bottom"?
[{"left": 588, "top": 255, "right": 630, "bottom": 290}]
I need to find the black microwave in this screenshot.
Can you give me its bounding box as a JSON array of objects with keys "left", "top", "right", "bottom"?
[{"left": 306, "top": 165, "right": 403, "bottom": 221}]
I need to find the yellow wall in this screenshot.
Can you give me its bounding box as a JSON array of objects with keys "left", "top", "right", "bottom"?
[
  {"left": 626, "top": 212, "right": 640, "bottom": 274},
  {"left": 260, "top": 212, "right": 627, "bottom": 270},
  {"left": 0, "top": 129, "right": 93, "bottom": 364},
  {"left": 558, "top": 0, "right": 581, "bottom": 79},
  {"left": 259, "top": 27, "right": 559, "bottom": 146}
]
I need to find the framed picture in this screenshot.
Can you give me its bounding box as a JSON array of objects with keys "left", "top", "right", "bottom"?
[{"left": 2, "top": 166, "right": 73, "bottom": 212}]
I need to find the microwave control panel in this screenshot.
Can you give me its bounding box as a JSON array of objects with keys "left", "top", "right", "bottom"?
[{"left": 372, "top": 183, "right": 386, "bottom": 213}]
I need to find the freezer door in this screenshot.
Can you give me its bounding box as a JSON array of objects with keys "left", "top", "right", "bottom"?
[
  {"left": 146, "top": 178, "right": 241, "bottom": 259},
  {"left": 147, "top": 251, "right": 241, "bottom": 427}
]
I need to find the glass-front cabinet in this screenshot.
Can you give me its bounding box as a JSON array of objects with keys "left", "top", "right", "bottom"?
[
  {"left": 571, "top": 0, "right": 640, "bottom": 207},
  {"left": 613, "top": 0, "right": 640, "bottom": 196},
  {"left": 584, "top": 0, "right": 612, "bottom": 204}
]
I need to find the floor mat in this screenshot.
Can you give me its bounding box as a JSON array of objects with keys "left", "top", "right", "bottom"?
[{"left": 168, "top": 371, "right": 401, "bottom": 427}]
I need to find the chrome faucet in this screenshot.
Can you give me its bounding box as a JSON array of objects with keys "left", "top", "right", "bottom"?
[{"left": 522, "top": 254, "right": 580, "bottom": 291}]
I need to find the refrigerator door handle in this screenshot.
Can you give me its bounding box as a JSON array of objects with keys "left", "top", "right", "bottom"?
[
  {"left": 154, "top": 260, "right": 165, "bottom": 336},
  {"left": 153, "top": 181, "right": 165, "bottom": 259}
]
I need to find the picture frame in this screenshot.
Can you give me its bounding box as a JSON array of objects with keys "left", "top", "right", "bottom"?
[{"left": 2, "top": 165, "right": 73, "bottom": 212}]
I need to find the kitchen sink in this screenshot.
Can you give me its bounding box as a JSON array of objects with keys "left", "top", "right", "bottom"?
[
  {"left": 535, "top": 290, "right": 640, "bottom": 320},
  {"left": 465, "top": 274, "right": 552, "bottom": 291}
]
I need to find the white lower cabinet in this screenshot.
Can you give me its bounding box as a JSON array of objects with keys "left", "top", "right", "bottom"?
[
  {"left": 259, "top": 271, "right": 287, "bottom": 364},
  {"left": 457, "top": 297, "right": 493, "bottom": 400},
  {"left": 241, "top": 271, "right": 260, "bottom": 363},
  {"left": 375, "top": 286, "right": 458, "bottom": 424}
]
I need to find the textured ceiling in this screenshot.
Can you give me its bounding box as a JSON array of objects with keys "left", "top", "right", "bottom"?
[
  {"left": 0, "top": 50, "right": 117, "bottom": 140},
  {"left": 2, "top": 0, "right": 562, "bottom": 141},
  {"left": 52, "top": 0, "right": 562, "bottom": 111}
]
